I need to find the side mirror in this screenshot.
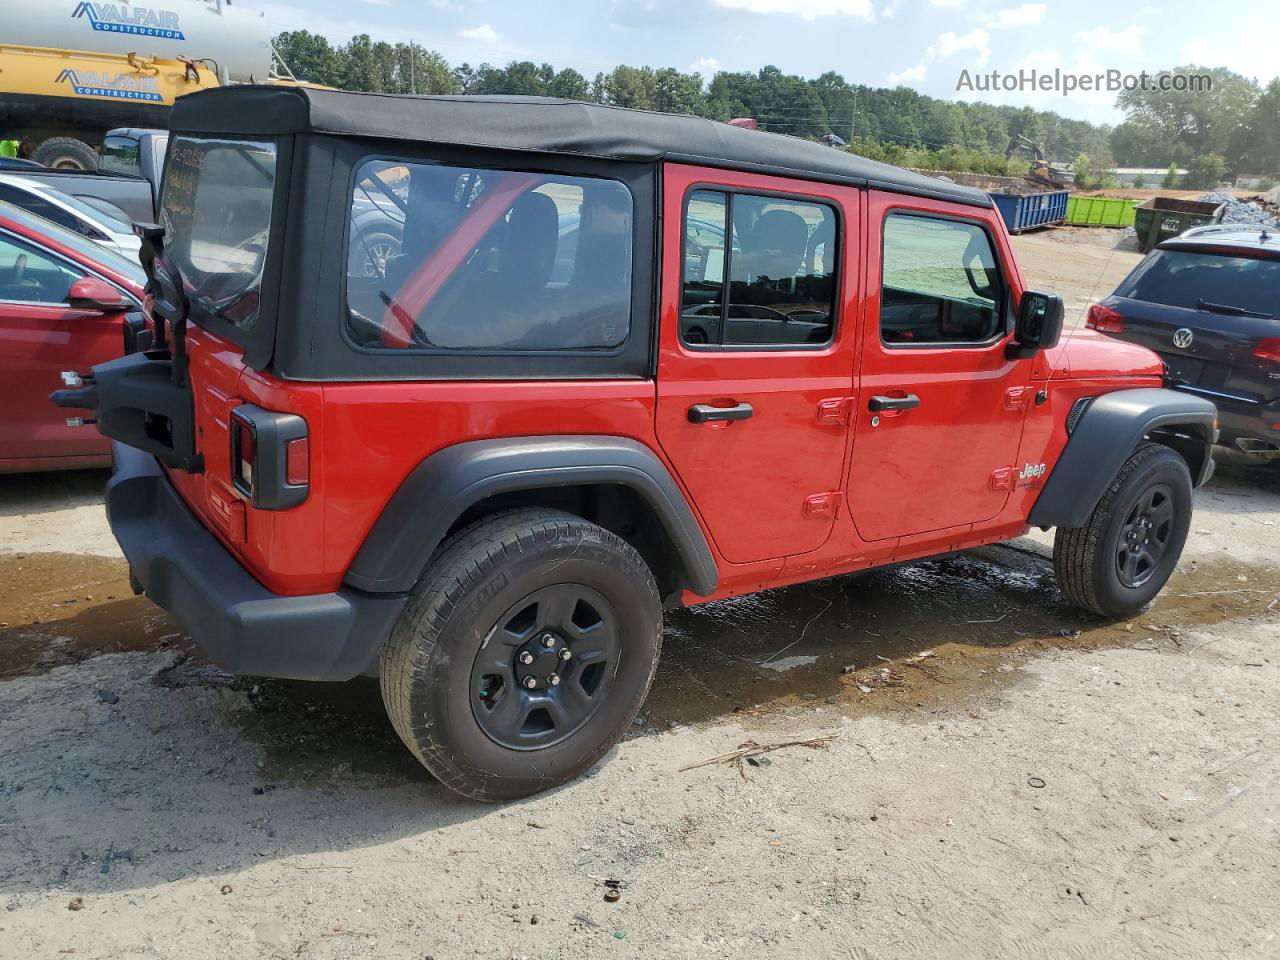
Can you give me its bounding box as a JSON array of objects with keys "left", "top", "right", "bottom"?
[
  {"left": 1009, "top": 290, "right": 1065, "bottom": 357},
  {"left": 67, "top": 277, "right": 129, "bottom": 313}
]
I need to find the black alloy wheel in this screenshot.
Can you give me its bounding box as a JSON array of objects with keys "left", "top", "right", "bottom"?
[{"left": 471, "top": 584, "right": 620, "bottom": 750}]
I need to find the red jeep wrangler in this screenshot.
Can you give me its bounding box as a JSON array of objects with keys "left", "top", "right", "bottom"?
[{"left": 55, "top": 87, "right": 1217, "bottom": 801}]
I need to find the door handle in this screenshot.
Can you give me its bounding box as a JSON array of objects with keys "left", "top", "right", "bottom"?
[
  {"left": 688, "top": 402, "right": 754, "bottom": 424},
  {"left": 868, "top": 394, "right": 920, "bottom": 413}
]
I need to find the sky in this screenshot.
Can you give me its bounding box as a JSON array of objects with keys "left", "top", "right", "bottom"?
[{"left": 250, "top": 0, "right": 1279, "bottom": 125}]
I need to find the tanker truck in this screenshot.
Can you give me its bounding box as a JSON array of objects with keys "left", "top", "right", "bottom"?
[{"left": 0, "top": 0, "right": 290, "bottom": 168}]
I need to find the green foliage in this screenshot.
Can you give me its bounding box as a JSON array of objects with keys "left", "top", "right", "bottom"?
[
  {"left": 1182, "top": 153, "right": 1228, "bottom": 189},
  {"left": 1258, "top": 177, "right": 1275, "bottom": 192},
  {"left": 1112, "top": 65, "right": 1274, "bottom": 176},
  {"left": 1073, "top": 154, "right": 1092, "bottom": 190},
  {"left": 1132, "top": 173, "right": 1146, "bottom": 189},
  {"left": 1163, "top": 164, "right": 1180, "bottom": 189}
]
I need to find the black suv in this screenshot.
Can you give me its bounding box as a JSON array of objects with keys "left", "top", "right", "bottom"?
[{"left": 1089, "top": 225, "right": 1280, "bottom": 463}]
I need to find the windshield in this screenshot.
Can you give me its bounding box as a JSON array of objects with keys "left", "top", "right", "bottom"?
[
  {"left": 0, "top": 199, "right": 144, "bottom": 285},
  {"left": 160, "top": 136, "right": 277, "bottom": 327},
  {"left": 1117, "top": 249, "right": 1279, "bottom": 318}
]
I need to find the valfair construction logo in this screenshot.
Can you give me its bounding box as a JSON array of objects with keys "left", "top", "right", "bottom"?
[
  {"left": 55, "top": 68, "right": 164, "bottom": 102},
  {"left": 71, "top": 2, "right": 186, "bottom": 41}
]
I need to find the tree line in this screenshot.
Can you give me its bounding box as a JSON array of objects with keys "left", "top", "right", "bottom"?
[{"left": 274, "top": 31, "right": 1280, "bottom": 185}]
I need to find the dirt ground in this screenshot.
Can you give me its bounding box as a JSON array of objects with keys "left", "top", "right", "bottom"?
[{"left": 1, "top": 227, "right": 1277, "bottom": 959}]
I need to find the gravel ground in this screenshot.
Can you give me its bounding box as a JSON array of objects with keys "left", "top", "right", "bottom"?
[{"left": 0, "top": 228, "right": 1277, "bottom": 959}]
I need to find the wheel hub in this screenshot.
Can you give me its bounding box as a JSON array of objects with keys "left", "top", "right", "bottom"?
[
  {"left": 470, "top": 584, "right": 619, "bottom": 751},
  {"left": 1116, "top": 483, "right": 1175, "bottom": 589},
  {"left": 514, "top": 632, "right": 570, "bottom": 690}
]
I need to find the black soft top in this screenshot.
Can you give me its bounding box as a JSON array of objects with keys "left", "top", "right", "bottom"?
[{"left": 169, "top": 85, "right": 991, "bottom": 208}]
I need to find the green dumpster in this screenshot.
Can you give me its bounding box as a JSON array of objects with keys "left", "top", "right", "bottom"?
[
  {"left": 1065, "top": 196, "right": 1138, "bottom": 227},
  {"left": 1134, "top": 197, "right": 1226, "bottom": 252}
]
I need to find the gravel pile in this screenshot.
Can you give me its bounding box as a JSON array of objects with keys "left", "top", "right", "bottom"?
[{"left": 1198, "top": 192, "right": 1280, "bottom": 228}]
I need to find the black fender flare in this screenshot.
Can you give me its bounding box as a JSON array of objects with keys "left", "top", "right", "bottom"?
[
  {"left": 343, "top": 436, "right": 718, "bottom": 596},
  {"left": 1029, "top": 387, "right": 1217, "bottom": 529}
]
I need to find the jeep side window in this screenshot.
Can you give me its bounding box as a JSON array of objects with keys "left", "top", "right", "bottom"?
[
  {"left": 680, "top": 189, "right": 837, "bottom": 348},
  {"left": 345, "top": 160, "right": 633, "bottom": 352},
  {"left": 880, "top": 214, "right": 1004, "bottom": 345}
]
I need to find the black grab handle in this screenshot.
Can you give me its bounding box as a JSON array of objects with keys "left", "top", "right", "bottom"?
[
  {"left": 867, "top": 394, "right": 920, "bottom": 413},
  {"left": 688, "top": 402, "right": 755, "bottom": 424}
]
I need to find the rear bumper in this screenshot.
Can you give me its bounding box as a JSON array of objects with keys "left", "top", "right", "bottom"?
[
  {"left": 1213, "top": 398, "right": 1280, "bottom": 453},
  {"left": 106, "top": 442, "right": 406, "bottom": 681}
]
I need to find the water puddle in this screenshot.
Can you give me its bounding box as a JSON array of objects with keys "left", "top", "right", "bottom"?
[
  {"left": 640, "top": 542, "right": 1278, "bottom": 728},
  {"left": 0, "top": 553, "right": 185, "bottom": 679}
]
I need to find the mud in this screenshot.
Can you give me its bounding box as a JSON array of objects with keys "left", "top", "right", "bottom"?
[
  {"left": 2, "top": 540, "right": 1271, "bottom": 791},
  {"left": 649, "top": 543, "right": 1278, "bottom": 726},
  {"left": 0, "top": 553, "right": 184, "bottom": 679}
]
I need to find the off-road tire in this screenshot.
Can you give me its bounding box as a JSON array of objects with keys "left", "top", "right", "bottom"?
[
  {"left": 379, "top": 508, "right": 662, "bottom": 802},
  {"left": 1053, "top": 443, "right": 1192, "bottom": 618},
  {"left": 32, "top": 137, "right": 99, "bottom": 171}
]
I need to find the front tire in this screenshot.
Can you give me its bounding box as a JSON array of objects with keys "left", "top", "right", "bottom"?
[
  {"left": 380, "top": 508, "right": 662, "bottom": 801},
  {"left": 1053, "top": 443, "right": 1193, "bottom": 618}
]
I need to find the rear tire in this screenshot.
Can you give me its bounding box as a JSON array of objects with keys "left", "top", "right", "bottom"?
[
  {"left": 379, "top": 508, "right": 662, "bottom": 801},
  {"left": 32, "top": 137, "right": 99, "bottom": 171},
  {"left": 1053, "top": 443, "right": 1192, "bottom": 618}
]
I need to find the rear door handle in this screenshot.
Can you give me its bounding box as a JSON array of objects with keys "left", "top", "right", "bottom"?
[
  {"left": 868, "top": 394, "right": 920, "bottom": 413},
  {"left": 688, "top": 402, "right": 754, "bottom": 424}
]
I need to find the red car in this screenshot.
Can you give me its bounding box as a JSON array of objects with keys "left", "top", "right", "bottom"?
[
  {"left": 63, "top": 88, "right": 1216, "bottom": 801},
  {"left": 0, "top": 200, "right": 143, "bottom": 472}
]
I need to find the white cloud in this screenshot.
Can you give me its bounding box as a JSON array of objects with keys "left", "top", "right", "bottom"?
[
  {"left": 689, "top": 57, "right": 721, "bottom": 74},
  {"left": 929, "top": 0, "right": 966, "bottom": 7},
  {"left": 881, "top": 0, "right": 904, "bottom": 15},
  {"left": 458, "top": 24, "right": 500, "bottom": 42},
  {"left": 710, "top": 0, "right": 875, "bottom": 19},
  {"left": 984, "top": 3, "right": 1045, "bottom": 28},
  {"left": 888, "top": 63, "right": 928, "bottom": 85},
  {"left": 926, "top": 27, "right": 991, "bottom": 65},
  {"left": 1074, "top": 25, "right": 1144, "bottom": 53}
]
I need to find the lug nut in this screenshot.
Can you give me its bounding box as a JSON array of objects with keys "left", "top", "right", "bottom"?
[
  {"left": 523, "top": 676, "right": 538, "bottom": 689},
  {"left": 548, "top": 674, "right": 561, "bottom": 686},
  {"left": 559, "top": 648, "right": 572, "bottom": 661},
  {"left": 518, "top": 651, "right": 534, "bottom": 665},
  {"left": 541, "top": 634, "right": 556, "bottom": 648}
]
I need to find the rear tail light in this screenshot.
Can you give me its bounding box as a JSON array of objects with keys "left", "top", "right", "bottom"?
[
  {"left": 1086, "top": 303, "right": 1125, "bottom": 333},
  {"left": 1254, "top": 337, "right": 1280, "bottom": 364},
  {"left": 229, "top": 405, "right": 309, "bottom": 510}
]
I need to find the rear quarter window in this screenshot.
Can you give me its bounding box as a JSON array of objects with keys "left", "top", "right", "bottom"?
[
  {"left": 345, "top": 159, "right": 633, "bottom": 352},
  {"left": 1116, "top": 249, "right": 1280, "bottom": 317},
  {"left": 160, "top": 136, "right": 277, "bottom": 328}
]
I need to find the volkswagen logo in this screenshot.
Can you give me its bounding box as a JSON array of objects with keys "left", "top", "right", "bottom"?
[{"left": 1172, "top": 328, "right": 1194, "bottom": 349}]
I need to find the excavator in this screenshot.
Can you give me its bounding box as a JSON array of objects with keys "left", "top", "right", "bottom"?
[{"left": 1006, "top": 134, "right": 1075, "bottom": 188}]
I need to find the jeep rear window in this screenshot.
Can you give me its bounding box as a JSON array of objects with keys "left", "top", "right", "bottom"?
[
  {"left": 881, "top": 214, "right": 1004, "bottom": 345},
  {"left": 1115, "top": 249, "right": 1279, "bottom": 317},
  {"left": 160, "top": 136, "right": 277, "bottom": 328},
  {"left": 345, "top": 160, "right": 633, "bottom": 351}
]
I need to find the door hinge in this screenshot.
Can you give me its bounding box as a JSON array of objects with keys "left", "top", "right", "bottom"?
[
  {"left": 815, "top": 396, "right": 854, "bottom": 425},
  {"left": 1004, "top": 387, "right": 1032, "bottom": 411},
  {"left": 804, "top": 491, "right": 843, "bottom": 518}
]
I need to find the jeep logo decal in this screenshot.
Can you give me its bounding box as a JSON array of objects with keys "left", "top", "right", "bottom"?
[
  {"left": 56, "top": 68, "right": 164, "bottom": 102},
  {"left": 71, "top": 2, "right": 185, "bottom": 41},
  {"left": 1172, "top": 328, "right": 1194, "bottom": 349},
  {"left": 1017, "top": 462, "right": 1047, "bottom": 485}
]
